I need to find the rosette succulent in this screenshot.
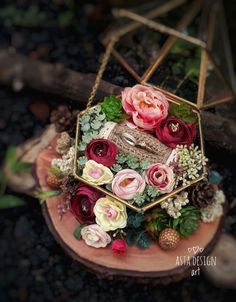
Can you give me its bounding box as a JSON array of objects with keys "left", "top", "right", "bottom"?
[{"left": 101, "top": 96, "right": 128, "bottom": 122}]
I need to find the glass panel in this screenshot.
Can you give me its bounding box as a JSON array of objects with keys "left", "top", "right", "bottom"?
[
  {"left": 209, "top": 4, "right": 235, "bottom": 92},
  {"left": 204, "top": 60, "right": 233, "bottom": 105},
  {"left": 115, "top": 26, "right": 167, "bottom": 76},
  {"left": 148, "top": 39, "right": 201, "bottom": 103}
]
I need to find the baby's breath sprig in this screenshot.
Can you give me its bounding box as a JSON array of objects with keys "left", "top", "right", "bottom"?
[{"left": 170, "top": 144, "right": 208, "bottom": 187}]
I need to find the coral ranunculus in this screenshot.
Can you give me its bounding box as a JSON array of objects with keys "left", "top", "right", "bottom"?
[
  {"left": 81, "top": 224, "right": 111, "bottom": 248},
  {"left": 112, "top": 239, "right": 127, "bottom": 255},
  {"left": 112, "top": 169, "right": 146, "bottom": 200},
  {"left": 155, "top": 117, "right": 196, "bottom": 148},
  {"left": 85, "top": 138, "right": 118, "bottom": 167},
  {"left": 121, "top": 84, "right": 169, "bottom": 130},
  {"left": 146, "top": 163, "right": 175, "bottom": 194},
  {"left": 70, "top": 183, "right": 104, "bottom": 224}
]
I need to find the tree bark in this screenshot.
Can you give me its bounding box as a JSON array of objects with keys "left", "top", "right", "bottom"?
[{"left": 0, "top": 48, "right": 236, "bottom": 154}]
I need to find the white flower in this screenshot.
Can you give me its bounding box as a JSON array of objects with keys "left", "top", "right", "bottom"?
[
  {"left": 52, "top": 146, "right": 75, "bottom": 175},
  {"left": 94, "top": 197, "right": 127, "bottom": 231},
  {"left": 161, "top": 191, "right": 189, "bottom": 218},
  {"left": 81, "top": 224, "right": 111, "bottom": 248}
]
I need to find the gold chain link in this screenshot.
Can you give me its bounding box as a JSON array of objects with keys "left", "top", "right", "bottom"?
[{"left": 85, "top": 36, "right": 117, "bottom": 112}]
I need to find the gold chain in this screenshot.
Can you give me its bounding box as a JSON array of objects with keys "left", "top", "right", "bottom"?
[{"left": 85, "top": 36, "right": 117, "bottom": 112}]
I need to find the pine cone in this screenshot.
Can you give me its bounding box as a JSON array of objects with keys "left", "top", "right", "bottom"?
[
  {"left": 159, "top": 228, "right": 180, "bottom": 250},
  {"left": 50, "top": 105, "right": 79, "bottom": 136},
  {"left": 190, "top": 181, "right": 215, "bottom": 209}
]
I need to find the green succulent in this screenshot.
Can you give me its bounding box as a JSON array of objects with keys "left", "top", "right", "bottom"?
[
  {"left": 145, "top": 208, "right": 171, "bottom": 238},
  {"left": 172, "top": 206, "right": 200, "bottom": 237},
  {"left": 169, "top": 103, "right": 197, "bottom": 124},
  {"left": 101, "top": 96, "right": 129, "bottom": 122}
]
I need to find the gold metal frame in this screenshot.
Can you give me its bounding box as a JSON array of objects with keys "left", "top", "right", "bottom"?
[
  {"left": 72, "top": 0, "right": 234, "bottom": 213},
  {"left": 101, "top": 0, "right": 235, "bottom": 109},
  {"left": 73, "top": 89, "right": 207, "bottom": 213}
]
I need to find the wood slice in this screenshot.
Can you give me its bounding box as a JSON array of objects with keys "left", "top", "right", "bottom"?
[{"left": 36, "top": 136, "right": 225, "bottom": 283}]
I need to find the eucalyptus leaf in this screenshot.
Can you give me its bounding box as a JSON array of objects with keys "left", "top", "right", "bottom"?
[
  {"left": 11, "top": 162, "right": 32, "bottom": 172},
  {"left": 5, "top": 146, "right": 16, "bottom": 167},
  {"left": 36, "top": 190, "right": 61, "bottom": 200},
  {"left": 73, "top": 225, "right": 84, "bottom": 240},
  {"left": 0, "top": 195, "right": 25, "bottom": 209}
]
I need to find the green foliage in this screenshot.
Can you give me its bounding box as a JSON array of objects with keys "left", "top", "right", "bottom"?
[
  {"left": 146, "top": 185, "right": 160, "bottom": 199},
  {"left": 133, "top": 193, "right": 146, "bottom": 206},
  {"left": 101, "top": 96, "right": 129, "bottom": 122},
  {"left": 0, "top": 146, "right": 32, "bottom": 209},
  {"left": 145, "top": 208, "right": 171, "bottom": 237},
  {"left": 0, "top": 3, "right": 74, "bottom": 28},
  {"left": 111, "top": 164, "right": 123, "bottom": 173},
  {"left": 73, "top": 225, "right": 84, "bottom": 240},
  {"left": 0, "top": 195, "right": 25, "bottom": 209},
  {"left": 126, "top": 229, "right": 151, "bottom": 249},
  {"left": 170, "top": 40, "right": 200, "bottom": 84},
  {"left": 36, "top": 190, "right": 61, "bottom": 201},
  {"left": 115, "top": 153, "right": 150, "bottom": 173},
  {"left": 128, "top": 213, "right": 145, "bottom": 228},
  {"left": 171, "top": 206, "right": 200, "bottom": 237},
  {"left": 169, "top": 103, "right": 197, "bottom": 124},
  {"left": 77, "top": 156, "right": 87, "bottom": 167},
  {"left": 49, "top": 166, "right": 64, "bottom": 178}
]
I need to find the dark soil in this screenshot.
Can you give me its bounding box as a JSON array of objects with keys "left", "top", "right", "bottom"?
[{"left": 0, "top": 1, "right": 236, "bottom": 301}]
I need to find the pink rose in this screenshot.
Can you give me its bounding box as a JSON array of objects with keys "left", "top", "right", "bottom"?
[
  {"left": 112, "top": 239, "right": 127, "bottom": 255},
  {"left": 112, "top": 169, "right": 145, "bottom": 200},
  {"left": 146, "top": 163, "right": 175, "bottom": 193},
  {"left": 121, "top": 84, "right": 169, "bottom": 130}
]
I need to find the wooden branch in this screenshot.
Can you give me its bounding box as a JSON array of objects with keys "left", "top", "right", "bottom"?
[{"left": 0, "top": 48, "right": 236, "bottom": 153}]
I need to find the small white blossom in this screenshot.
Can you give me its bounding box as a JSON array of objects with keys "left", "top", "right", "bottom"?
[
  {"left": 161, "top": 191, "right": 189, "bottom": 218},
  {"left": 52, "top": 146, "right": 75, "bottom": 175}
]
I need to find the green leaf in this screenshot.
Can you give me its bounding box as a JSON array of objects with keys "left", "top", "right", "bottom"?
[
  {"left": 0, "top": 170, "right": 6, "bottom": 184},
  {"left": 73, "top": 225, "right": 84, "bottom": 240},
  {"left": 136, "top": 231, "right": 151, "bottom": 249},
  {"left": 36, "top": 190, "right": 61, "bottom": 200},
  {"left": 11, "top": 162, "right": 32, "bottom": 172},
  {"left": 126, "top": 229, "right": 137, "bottom": 246},
  {"left": 128, "top": 213, "right": 144, "bottom": 228},
  {"left": 49, "top": 166, "right": 64, "bottom": 178},
  {"left": 0, "top": 195, "right": 25, "bottom": 209},
  {"left": 5, "top": 146, "right": 16, "bottom": 167}
]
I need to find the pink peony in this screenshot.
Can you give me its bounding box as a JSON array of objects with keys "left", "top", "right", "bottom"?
[
  {"left": 112, "top": 239, "right": 127, "bottom": 255},
  {"left": 121, "top": 84, "right": 169, "bottom": 130},
  {"left": 112, "top": 169, "right": 145, "bottom": 200},
  {"left": 146, "top": 163, "right": 175, "bottom": 193}
]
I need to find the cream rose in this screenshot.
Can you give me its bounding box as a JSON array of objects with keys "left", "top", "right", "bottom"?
[
  {"left": 94, "top": 197, "right": 127, "bottom": 231},
  {"left": 81, "top": 224, "right": 111, "bottom": 248},
  {"left": 82, "top": 160, "right": 113, "bottom": 185}
]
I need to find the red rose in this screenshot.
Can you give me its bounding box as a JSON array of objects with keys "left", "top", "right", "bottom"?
[
  {"left": 111, "top": 239, "right": 127, "bottom": 255},
  {"left": 70, "top": 183, "right": 104, "bottom": 224},
  {"left": 155, "top": 117, "right": 196, "bottom": 148},
  {"left": 85, "top": 138, "right": 118, "bottom": 167}
]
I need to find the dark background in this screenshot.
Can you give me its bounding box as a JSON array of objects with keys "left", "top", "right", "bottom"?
[{"left": 0, "top": 1, "right": 236, "bottom": 301}]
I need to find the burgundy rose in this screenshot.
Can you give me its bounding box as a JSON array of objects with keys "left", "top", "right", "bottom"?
[
  {"left": 85, "top": 138, "right": 118, "bottom": 167},
  {"left": 70, "top": 183, "right": 104, "bottom": 224},
  {"left": 155, "top": 117, "right": 196, "bottom": 148}
]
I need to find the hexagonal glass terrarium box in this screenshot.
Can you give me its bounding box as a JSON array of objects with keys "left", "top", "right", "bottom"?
[{"left": 73, "top": 0, "right": 235, "bottom": 213}]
